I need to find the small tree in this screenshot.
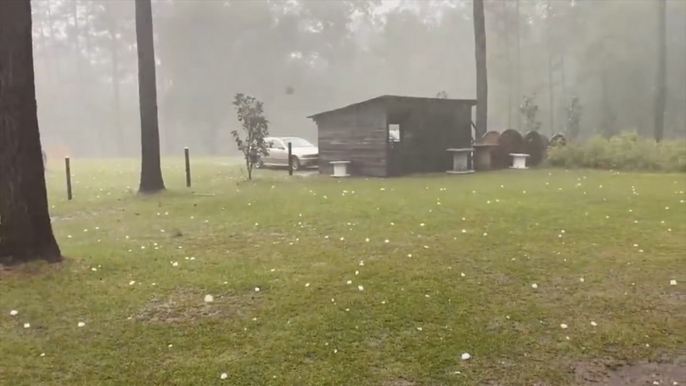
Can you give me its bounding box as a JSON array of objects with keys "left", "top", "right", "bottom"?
[
  {"left": 520, "top": 94, "right": 541, "bottom": 133},
  {"left": 231, "top": 94, "right": 269, "bottom": 180},
  {"left": 565, "top": 96, "right": 582, "bottom": 141}
]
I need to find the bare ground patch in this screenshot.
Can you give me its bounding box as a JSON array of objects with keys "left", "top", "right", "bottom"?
[
  {"left": 574, "top": 356, "right": 686, "bottom": 385},
  {"left": 135, "top": 289, "right": 260, "bottom": 324}
]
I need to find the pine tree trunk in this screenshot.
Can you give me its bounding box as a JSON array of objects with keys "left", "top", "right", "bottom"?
[
  {"left": 0, "top": 0, "right": 62, "bottom": 265},
  {"left": 473, "top": 0, "right": 488, "bottom": 140},
  {"left": 136, "top": 0, "right": 165, "bottom": 193},
  {"left": 515, "top": 0, "right": 522, "bottom": 132},
  {"left": 654, "top": 0, "right": 667, "bottom": 142}
]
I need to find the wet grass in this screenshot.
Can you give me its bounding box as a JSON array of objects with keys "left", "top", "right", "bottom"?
[{"left": 1, "top": 158, "right": 685, "bottom": 385}]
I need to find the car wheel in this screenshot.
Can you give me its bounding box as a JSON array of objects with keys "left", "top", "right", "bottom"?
[{"left": 290, "top": 157, "right": 300, "bottom": 171}]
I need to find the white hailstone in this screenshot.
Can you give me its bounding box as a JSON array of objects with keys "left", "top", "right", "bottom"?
[
  {"left": 83, "top": 229, "right": 88, "bottom": 232},
  {"left": 40, "top": 353, "right": 45, "bottom": 357},
  {"left": 365, "top": 238, "right": 370, "bottom": 242},
  {"left": 95, "top": 227, "right": 100, "bottom": 230},
  {"left": 254, "top": 287, "right": 260, "bottom": 292},
  {"left": 670, "top": 279, "right": 677, "bottom": 286},
  {"left": 381, "top": 301, "right": 386, "bottom": 304},
  {"left": 390, "top": 222, "right": 395, "bottom": 226},
  {"left": 523, "top": 190, "right": 527, "bottom": 194},
  {"left": 665, "top": 207, "right": 669, "bottom": 210},
  {"left": 359, "top": 261, "right": 364, "bottom": 266},
  {"left": 461, "top": 353, "right": 471, "bottom": 360},
  {"left": 639, "top": 249, "right": 644, "bottom": 253},
  {"left": 425, "top": 294, "right": 431, "bottom": 298},
  {"left": 531, "top": 283, "right": 538, "bottom": 289},
  {"left": 483, "top": 232, "right": 488, "bottom": 237},
  {"left": 590, "top": 321, "right": 597, "bottom": 327},
  {"left": 77, "top": 322, "right": 85, "bottom": 327},
  {"left": 333, "top": 349, "right": 338, "bottom": 353},
  {"left": 384, "top": 239, "right": 390, "bottom": 243},
  {"left": 204, "top": 294, "right": 214, "bottom": 303},
  {"left": 305, "top": 283, "right": 310, "bottom": 287},
  {"left": 190, "top": 257, "right": 195, "bottom": 261},
  {"left": 420, "top": 223, "right": 425, "bottom": 227},
  {"left": 423, "top": 245, "right": 429, "bottom": 249},
  {"left": 254, "top": 223, "right": 258, "bottom": 226},
  {"left": 324, "top": 235, "right": 329, "bottom": 239},
  {"left": 125, "top": 235, "right": 129, "bottom": 239},
  {"left": 462, "top": 229, "right": 466, "bottom": 233},
  {"left": 129, "top": 280, "right": 136, "bottom": 286},
  {"left": 487, "top": 200, "right": 491, "bottom": 204},
  {"left": 560, "top": 323, "right": 568, "bottom": 329},
  {"left": 220, "top": 373, "right": 228, "bottom": 380},
  {"left": 67, "top": 235, "right": 72, "bottom": 239},
  {"left": 358, "top": 285, "right": 364, "bottom": 291},
  {"left": 355, "top": 270, "right": 359, "bottom": 275},
  {"left": 10, "top": 310, "right": 18, "bottom": 316},
  {"left": 340, "top": 237, "right": 345, "bottom": 241},
  {"left": 407, "top": 254, "right": 413, "bottom": 258},
  {"left": 23, "top": 323, "right": 30, "bottom": 329},
  {"left": 416, "top": 327, "right": 423, "bottom": 331},
  {"left": 172, "top": 262, "right": 179, "bottom": 267},
  {"left": 579, "top": 278, "right": 585, "bottom": 283},
  {"left": 346, "top": 280, "right": 352, "bottom": 285}
]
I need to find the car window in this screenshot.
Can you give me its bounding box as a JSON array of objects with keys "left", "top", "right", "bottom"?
[{"left": 270, "top": 139, "right": 285, "bottom": 149}]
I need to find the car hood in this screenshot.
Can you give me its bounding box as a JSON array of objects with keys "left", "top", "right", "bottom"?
[{"left": 291, "top": 147, "right": 318, "bottom": 156}]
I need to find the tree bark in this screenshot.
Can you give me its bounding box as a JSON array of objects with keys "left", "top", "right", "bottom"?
[
  {"left": 136, "top": 0, "right": 165, "bottom": 193},
  {"left": 515, "top": 0, "right": 522, "bottom": 131},
  {"left": 654, "top": 0, "right": 667, "bottom": 142},
  {"left": 473, "top": 0, "right": 488, "bottom": 140},
  {"left": 0, "top": 0, "right": 62, "bottom": 265},
  {"left": 547, "top": 0, "right": 555, "bottom": 136}
]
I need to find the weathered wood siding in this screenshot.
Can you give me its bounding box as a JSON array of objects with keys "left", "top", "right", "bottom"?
[
  {"left": 315, "top": 102, "right": 388, "bottom": 177},
  {"left": 387, "top": 99, "right": 473, "bottom": 175}
]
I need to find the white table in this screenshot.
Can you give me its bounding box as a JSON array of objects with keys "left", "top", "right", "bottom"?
[
  {"left": 510, "top": 153, "right": 530, "bottom": 169},
  {"left": 446, "top": 148, "right": 474, "bottom": 174},
  {"left": 330, "top": 161, "right": 351, "bottom": 177}
]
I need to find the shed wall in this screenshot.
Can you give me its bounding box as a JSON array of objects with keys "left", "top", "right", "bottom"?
[
  {"left": 315, "top": 102, "right": 388, "bottom": 177},
  {"left": 387, "top": 100, "right": 473, "bottom": 175}
]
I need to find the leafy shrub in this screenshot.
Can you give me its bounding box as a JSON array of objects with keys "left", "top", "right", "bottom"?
[{"left": 548, "top": 132, "right": 686, "bottom": 172}]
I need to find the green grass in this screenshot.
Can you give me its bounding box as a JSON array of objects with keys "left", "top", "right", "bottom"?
[{"left": 1, "top": 159, "right": 685, "bottom": 385}]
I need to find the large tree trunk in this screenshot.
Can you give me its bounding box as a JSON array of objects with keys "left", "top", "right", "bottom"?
[
  {"left": 547, "top": 0, "right": 555, "bottom": 136},
  {"left": 654, "top": 0, "right": 667, "bottom": 142},
  {"left": 135, "top": 0, "right": 165, "bottom": 193},
  {"left": 473, "top": 0, "right": 488, "bottom": 140},
  {"left": 0, "top": 0, "right": 62, "bottom": 265},
  {"left": 502, "top": 0, "right": 512, "bottom": 129},
  {"left": 515, "top": 0, "right": 521, "bottom": 132}
]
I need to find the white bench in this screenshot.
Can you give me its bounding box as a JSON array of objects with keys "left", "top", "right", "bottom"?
[
  {"left": 330, "top": 161, "right": 351, "bottom": 178},
  {"left": 510, "top": 153, "right": 530, "bottom": 169},
  {"left": 446, "top": 148, "right": 474, "bottom": 174}
]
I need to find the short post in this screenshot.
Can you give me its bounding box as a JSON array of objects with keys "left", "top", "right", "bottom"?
[
  {"left": 184, "top": 147, "right": 191, "bottom": 187},
  {"left": 287, "top": 142, "right": 293, "bottom": 176},
  {"left": 65, "top": 156, "right": 73, "bottom": 200}
]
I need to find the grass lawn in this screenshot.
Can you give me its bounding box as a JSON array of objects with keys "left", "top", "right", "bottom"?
[{"left": 1, "top": 159, "right": 685, "bottom": 385}]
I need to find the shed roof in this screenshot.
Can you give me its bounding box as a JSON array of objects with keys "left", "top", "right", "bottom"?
[{"left": 307, "top": 95, "right": 477, "bottom": 119}]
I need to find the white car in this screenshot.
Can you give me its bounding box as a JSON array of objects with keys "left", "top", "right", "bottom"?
[{"left": 258, "top": 137, "right": 318, "bottom": 171}]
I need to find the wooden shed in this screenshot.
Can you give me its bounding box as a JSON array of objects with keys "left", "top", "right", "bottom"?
[{"left": 308, "top": 95, "right": 477, "bottom": 177}]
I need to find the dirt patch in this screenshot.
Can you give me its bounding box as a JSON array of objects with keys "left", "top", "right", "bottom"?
[
  {"left": 135, "top": 289, "right": 259, "bottom": 324},
  {"left": 382, "top": 377, "right": 416, "bottom": 386},
  {"left": 574, "top": 356, "right": 686, "bottom": 385}
]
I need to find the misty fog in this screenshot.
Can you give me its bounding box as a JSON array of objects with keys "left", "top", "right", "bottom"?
[{"left": 31, "top": 0, "right": 686, "bottom": 158}]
